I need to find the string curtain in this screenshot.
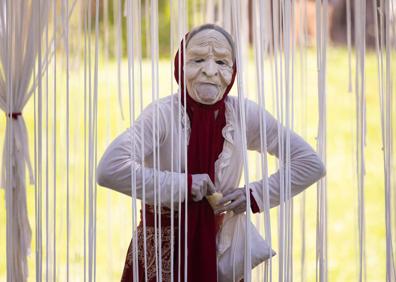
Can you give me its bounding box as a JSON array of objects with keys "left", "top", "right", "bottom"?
[{"left": 0, "top": 0, "right": 395, "bottom": 281}]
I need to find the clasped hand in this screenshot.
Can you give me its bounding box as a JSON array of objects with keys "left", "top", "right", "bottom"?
[
  {"left": 191, "top": 174, "right": 247, "bottom": 214},
  {"left": 191, "top": 174, "right": 216, "bottom": 201},
  {"left": 214, "top": 188, "right": 247, "bottom": 215}
]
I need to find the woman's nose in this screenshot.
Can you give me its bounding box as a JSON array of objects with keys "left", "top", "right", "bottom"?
[{"left": 202, "top": 59, "right": 218, "bottom": 77}]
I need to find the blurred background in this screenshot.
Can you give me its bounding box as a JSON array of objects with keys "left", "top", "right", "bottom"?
[{"left": 0, "top": 0, "right": 395, "bottom": 281}]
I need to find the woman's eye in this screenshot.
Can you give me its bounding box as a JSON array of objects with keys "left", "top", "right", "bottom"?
[
  {"left": 195, "top": 59, "right": 204, "bottom": 63},
  {"left": 216, "top": 60, "right": 225, "bottom": 65}
]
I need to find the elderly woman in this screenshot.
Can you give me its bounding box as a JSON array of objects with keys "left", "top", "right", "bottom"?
[{"left": 97, "top": 24, "right": 325, "bottom": 282}]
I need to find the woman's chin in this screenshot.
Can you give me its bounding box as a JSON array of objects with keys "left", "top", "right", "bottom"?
[{"left": 197, "top": 93, "right": 221, "bottom": 104}]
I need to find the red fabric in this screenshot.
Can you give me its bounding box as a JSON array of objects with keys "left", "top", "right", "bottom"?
[
  {"left": 121, "top": 206, "right": 179, "bottom": 282},
  {"left": 174, "top": 37, "right": 236, "bottom": 282},
  {"left": 250, "top": 190, "right": 260, "bottom": 213},
  {"left": 6, "top": 112, "right": 22, "bottom": 119}
]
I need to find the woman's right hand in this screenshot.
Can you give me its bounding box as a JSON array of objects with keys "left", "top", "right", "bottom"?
[{"left": 191, "top": 174, "right": 216, "bottom": 201}]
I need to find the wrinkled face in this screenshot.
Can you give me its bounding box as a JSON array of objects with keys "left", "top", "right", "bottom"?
[{"left": 185, "top": 29, "right": 234, "bottom": 105}]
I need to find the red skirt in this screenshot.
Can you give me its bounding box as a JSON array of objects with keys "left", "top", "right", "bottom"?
[
  {"left": 121, "top": 205, "right": 179, "bottom": 282},
  {"left": 120, "top": 204, "right": 224, "bottom": 282}
]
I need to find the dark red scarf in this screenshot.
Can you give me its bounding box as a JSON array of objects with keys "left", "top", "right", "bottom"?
[{"left": 174, "top": 36, "right": 236, "bottom": 282}]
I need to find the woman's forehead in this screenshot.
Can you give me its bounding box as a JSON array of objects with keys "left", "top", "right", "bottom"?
[{"left": 187, "top": 29, "right": 232, "bottom": 52}]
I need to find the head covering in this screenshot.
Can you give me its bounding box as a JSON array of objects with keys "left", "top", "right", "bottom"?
[{"left": 174, "top": 25, "right": 237, "bottom": 282}]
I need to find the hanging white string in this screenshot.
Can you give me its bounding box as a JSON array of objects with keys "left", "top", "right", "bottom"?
[
  {"left": 83, "top": 1, "right": 88, "bottom": 280},
  {"left": 126, "top": 0, "right": 140, "bottom": 280},
  {"left": 354, "top": 0, "right": 367, "bottom": 280},
  {"left": 174, "top": 0, "right": 188, "bottom": 280},
  {"left": 135, "top": 0, "right": 149, "bottom": 280},
  {"left": 315, "top": 0, "right": 328, "bottom": 281},
  {"left": 346, "top": 0, "right": 352, "bottom": 92},
  {"left": 206, "top": 0, "right": 214, "bottom": 23},
  {"left": 283, "top": 0, "right": 294, "bottom": 280},
  {"left": 169, "top": 1, "right": 176, "bottom": 281},
  {"left": 383, "top": 0, "right": 396, "bottom": 280},
  {"left": 192, "top": 0, "right": 197, "bottom": 26},
  {"left": 176, "top": 1, "right": 183, "bottom": 280},
  {"left": 60, "top": 0, "right": 70, "bottom": 280},
  {"left": 5, "top": 1, "right": 15, "bottom": 280},
  {"left": 92, "top": 0, "right": 100, "bottom": 280},
  {"left": 45, "top": 2, "right": 50, "bottom": 280},
  {"left": 145, "top": 0, "right": 151, "bottom": 59},
  {"left": 86, "top": 0, "right": 100, "bottom": 279},
  {"left": 35, "top": 0, "right": 44, "bottom": 280},
  {"left": 33, "top": 30, "right": 39, "bottom": 282},
  {"left": 231, "top": 0, "right": 252, "bottom": 280},
  {"left": 116, "top": 0, "right": 124, "bottom": 120},
  {"left": 52, "top": 0, "right": 58, "bottom": 279},
  {"left": 181, "top": 1, "right": 189, "bottom": 280},
  {"left": 86, "top": 0, "right": 91, "bottom": 280},
  {"left": 147, "top": 0, "right": 161, "bottom": 279},
  {"left": 298, "top": 0, "right": 309, "bottom": 280},
  {"left": 269, "top": 1, "right": 286, "bottom": 280},
  {"left": 252, "top": 1, "right": 273, "bottom": 281},
  {"left": 103, "top": 0, "right": 109, "bottom": 60}
]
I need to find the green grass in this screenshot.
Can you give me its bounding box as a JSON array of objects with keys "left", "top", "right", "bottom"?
[{"left": 0, "top": 47, "right": 394, "bottom": 281}]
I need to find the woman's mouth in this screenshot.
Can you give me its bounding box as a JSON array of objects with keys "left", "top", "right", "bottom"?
[{"left": 196, "top": 83, "right": 219, "bottom": 101}]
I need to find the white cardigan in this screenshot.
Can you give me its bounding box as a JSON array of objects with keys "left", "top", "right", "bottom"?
[{"left": 96, "top": 94, "right": 325, "bottom": 212}]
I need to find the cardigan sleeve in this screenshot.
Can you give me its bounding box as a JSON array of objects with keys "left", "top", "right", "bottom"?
[
  {"left": 96, "top": 102, "right": 188, "bottom": 208},
  {"left": 245, "top": 99, "right": 326, "bottom": 211}
]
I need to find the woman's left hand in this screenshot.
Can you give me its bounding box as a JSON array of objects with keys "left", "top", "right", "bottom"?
[{"left": 214, "top": 188, "right": 247, "bottom": 214}]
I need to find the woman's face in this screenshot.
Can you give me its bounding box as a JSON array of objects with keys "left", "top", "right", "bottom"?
[{"left": 185, "top": 29, "right": 234, "bottom": 105}]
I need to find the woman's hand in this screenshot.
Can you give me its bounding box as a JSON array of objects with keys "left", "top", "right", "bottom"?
[
  {"left": 214, "top": 188, "right": 246, "bottom": 214},
  {"left": 191, "top": 174, "right": 216, "bottom": 201}
]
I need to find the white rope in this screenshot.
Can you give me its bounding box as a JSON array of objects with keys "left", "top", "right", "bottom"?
[
  {"left": 346, "top": 0, "right": 352, "bottom": 92},
  {"left": 45, "top": 3, "right": 50, "bottom": 279},
  {"left": 134, "top": 0, "right": 148, "bottom": 280},
  {"left": 34, "top": 0, "right": 44, "bottom": 280},
  {"left": 147, "top": 0, "right": 160, "bottom": 279},
  {"left": 231, "top": 1, "right": 252, "bottom": 280},
  {"left": 353, "top": 0, "right": 367, "bottom": 280},
  {"left": 298, "top": 0, "right": 308, "bottom": 280},
  {"left": 125, "top": 0, "right": 139, "bottom": 281},
  {"left": 52, "top": 0, "right": 57, "bottom": 279},
  {"left": 116, "top": 0, "right": 124, "bottom": 120},
  {"left": 269, "top": 1, "right": 285, "bottom": 280},
  {"left": 92, "top": 0, "right": 100, "bottom": 280},
  {"left": 384, "top": 0, "right": 396, "bottom": 280},
  {"left": 33, "top": 34, "right": 38, "bottom": 282},
  {"left": 315, "top": 0, "right": 328, "bottom": 281},
  {"left": 252, "top": 1, "right": 273, "bottom": 281},
  {"left": 182, "top": 1, "right": 188, "bottom": 280},
  {"left": 173, "top": 1, "right": 188, "bottom": 280},
  {"left": 60, "top": 0, "right": 70, "bottom": 279},
  {"left": 103, "top": 0, "right": 109, "bottom": 60},
  {"left": 169, "top": 1, "right": 175, "bottom": 281},
  {"left": 86, "top": 0, "right": 92, "bottom": 280},
  {"left": 81, "top": 2, "right": 90, "bottom": 282},
  {"left": 284, "top": 1, "right": 294, "bottom": 280},
  {"left": 138, "top": 0, "right": 149, "bottom": 282},
  {"left": 5, "top": 2, "right": 14, "bottom": 280},
  {"left": 176, "top": 6, "right": 182, "bottom": 280},
  {"left": 83, "top": 2, "right": 88, "bottom": 280},
  {"left": 145, "top": 0, "right": 150, "bottom": 59},
  {"left": 168, "top": 2, "right": 175, "bottom": 281}
]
